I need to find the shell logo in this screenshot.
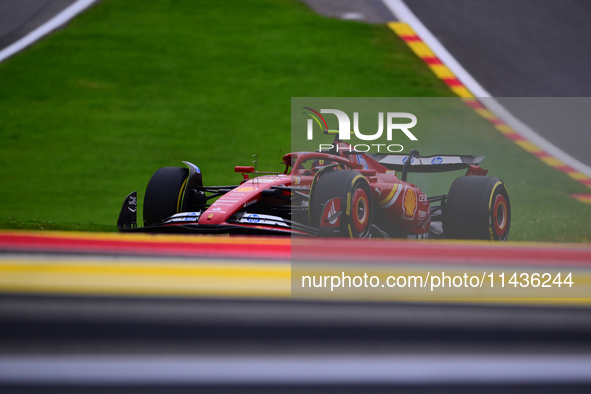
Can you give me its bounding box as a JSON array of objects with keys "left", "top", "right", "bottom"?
[
  {"left": 236, "top": 187, "right": 257, "bottom": 192},
  {"left": 402, "top": 187, "right": 417, "bottom": 219}
]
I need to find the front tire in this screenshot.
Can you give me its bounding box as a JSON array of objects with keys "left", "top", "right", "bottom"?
[
  {"left": 309, "top": 169, "right": 373, "bottom": 238},
  {"left": 143, "top": 167, "right": 189, "bottom": 226},
  {"left": 443, "top": 176, "right": 511, "bottom": 240}
]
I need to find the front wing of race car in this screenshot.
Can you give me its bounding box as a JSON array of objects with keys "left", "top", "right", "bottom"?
[{"left": 117, "top": 191, "right": 311, "bottom": 235}]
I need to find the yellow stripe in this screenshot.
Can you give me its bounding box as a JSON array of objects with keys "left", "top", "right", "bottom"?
[
  {"left": 540, "top": 156, "right": 565, "bottom": 167},
  {"left": 378, "top": 184, "right": 398, "bottom": 205},
  {"left": 387, "top": 22, "right": 416, "bottom": 36},
  {"left": 461, "top": 97, "right": 479, "bottom": 104},
  {"left": 515, "top": 140, "right": 543, "bottom": 153},
  {"left": 573, "top": 196, "right": 591, "bottom": 204},
  {"left": 475, "top": 108, "right": 496, "bottom": 120},
  {"left": 346, "top": 175, "right": 365, "bottom": 216},
  {"left": 450, "top": 86, "right": 474, "bottom": 98},
  {"left": 387, "top": 22, "right": 476, "bottom": 98},
  {"left": 2, "top": 256, "right": 591, "bottom": 306},
  {"left": 0, "top": 262, "right": 288, "bottom": 277},
  {"left": 346, "top": 192, "right": 352, "bottom": 216},
  {"left": 406, "top": 42, "right": 435, "bottom": 58},
  {"left": 0, "top": 230, "right": 290, "bottom": 246},
  {"left": 429, "top": 64, "right": 454, "bottom": 79},
  {"left": 495, "top": 124, "right": 514, "bottom": 134},
  {"left": 177, "top": 177, "right": 188, "bottom": 213},
  {"left": 567, "top": 172, "right": 589, "bottom": 181},
  {"left": 0, "top": 259, "right": 291, "bottom": 298}
]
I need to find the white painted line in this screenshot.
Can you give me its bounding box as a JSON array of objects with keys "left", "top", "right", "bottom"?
[
  {"left": 382, "top": 0, "right": 591, "bottom": 178},
  {"left": 341, "top": 13, "right": 365, "bottom": 21},
  {"left": 0, "top": 0, "right": 99, "bottom": 64},
  {"left": 481, "top": 97, "right": 591, "bottom": 177},
  {"left": 1, "top": 355, "right": 591, "bottom": 384},
  {"left": 383, "top": 0, "right": 491, "bottom": 97}
]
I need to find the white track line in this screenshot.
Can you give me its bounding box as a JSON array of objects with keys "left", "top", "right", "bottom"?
[
  {"left": 0, "top": 0, "right": 99, "bottom": 63},
  {"left": 1, "top": 355, "right": 591, "bottom": 384},
  {"left": 383, "top": 0, "right": 591, "bottom": 178}
]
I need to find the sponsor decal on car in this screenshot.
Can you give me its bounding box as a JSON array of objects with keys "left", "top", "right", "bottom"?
[
  {"left": 238, "top": 213, "right": 289, "bottom": 227},
  {"left": 431, "top": 156, "right": 443, "bottom": 165},
  {"left": 236, "top": 187, "right": 257, "bottom": 192},
  {"left": 252, "top": 178, "right": 278, "bottom": 183},
  {"left": 184, "top": 212, "right": 198, "bottom": 221},
  {"left": 164, "top": 212, "right": 202, "bottom": 223},
  {"left": 322, "top": 198, "right": 340, "bottom": 226},
  {"left": 244, "top": 214, "right": 260, "bottom": 223},
  {"left": 407, "top": 233, "right": 428, "bottom": 239},
  {"left": 217, "top": 199, "right": 241, "bottom": 203},
  {"left": 327, "top": 201, "right": 338, "bottom": 224},
  {"left": 379, "top": 184, "right": 402, "bottom": 209},
  {"left": 243, "top": 199, "right": 257, "bottom": 208},
  {"left": 127, "top": 195, "right": 137, "bottom": 213},
  {"left": 402, "top": 156, "right": 415, "bottom": 164},
  {"left": 357, "top": 155, "right": 369, "bottom": 170},
  {"left": 402, "top": 187, "right": 417, "bottom": 220}
]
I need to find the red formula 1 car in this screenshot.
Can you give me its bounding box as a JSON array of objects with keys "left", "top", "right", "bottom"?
[{"left": 117, "top": 141, "right": 511, "bottom": 240}]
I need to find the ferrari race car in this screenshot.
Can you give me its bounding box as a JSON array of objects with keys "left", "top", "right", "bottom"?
[{"left": 117, "top": 141, "right": 510, "bottom": 240}]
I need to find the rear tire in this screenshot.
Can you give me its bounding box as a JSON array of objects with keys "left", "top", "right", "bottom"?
[
  {"left": 310, "top": 170, "right": 373, "bottom": 238},
  {"left": 443, "top": 176, "right": 510, "bottom": 240},
  {"left": 143, "top": 167, "right": 189, "bottom": 226}
]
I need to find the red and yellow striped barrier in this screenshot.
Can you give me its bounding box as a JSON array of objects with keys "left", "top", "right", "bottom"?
[
  {"left": 388, "top": 22, "right": 591, "bottom": 203},
  {"left": 1, "top": 231, "right": 591, "bottom": 304},
  {"left": 0, "top": 231, "right": 290, "bottom": 260}
]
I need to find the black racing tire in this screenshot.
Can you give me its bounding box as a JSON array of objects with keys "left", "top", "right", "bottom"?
[
  {"left": 310, "top": 169, "right": 373, "bottom": 238},
  {"left": 143, "top": 167, "right": 189, "bottom": 226},
  {"left": 443, "top": 176, "right": 511, "bottom": 241}
]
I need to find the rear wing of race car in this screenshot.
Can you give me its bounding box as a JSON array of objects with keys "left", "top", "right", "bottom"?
[
  {"left": 367, "top": 152, "right": 485, "bottom": 173},
  {"left": 366, "top": 150, "right": 487, "bottom": 181}
]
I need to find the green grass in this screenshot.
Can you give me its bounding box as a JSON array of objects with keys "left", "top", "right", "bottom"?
[
  {"left": 0, "top": 0, "right": 589, "bottom": 241},
  {"left": 0, "top": 218, "right": 113, "bottom": 232},
  {"left": 0, "top": 0, "right": 449, "bottom": 231}
]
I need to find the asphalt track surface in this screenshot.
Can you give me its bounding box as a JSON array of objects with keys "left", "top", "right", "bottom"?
[
  {"left": 0, "top": 0, "right": 78, "bottom": 51},
  {"left": 301, "top": 0, "right": 395, "bottom": 24},
  {"left": 400, "top": 0, "right": 591, "bottom": 168},
  {"left": 402, "top": 0, "right": 591, "bottom": 97},
  {"left": 304, "top": 0, "right": 591, "bottom": 169}
]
